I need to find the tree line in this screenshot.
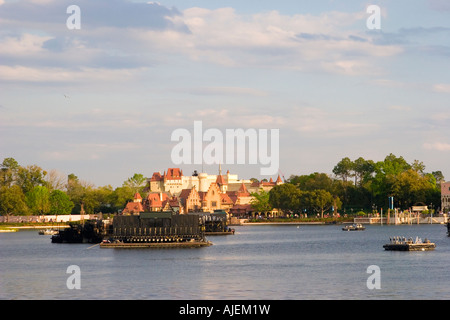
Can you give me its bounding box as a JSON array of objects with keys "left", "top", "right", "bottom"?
[
  {"left": 0, "top": 157, "right": 147, "bottom": 218},
  {"left": 1, "top": 153, "right": 443, "bottom": 219},
  {"left": 253, "top": 154, "right": 443, "bottom": 217}
]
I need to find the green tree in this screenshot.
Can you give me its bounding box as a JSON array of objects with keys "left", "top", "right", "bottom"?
[
  {"left": 353, "top": 157, "right": 375, "bottom": 187},
  {"left": 17, "top": 165, "right": 47, "bottom": 194},
  {"left": 250, "top": 189, "right": 272, "bottom": 213},
  {"left": 268, "top": 184, "right": 302, "bottom": 214},
  {"left": 305, "top": 189, "right": 335, "bottom": 218},
  {"left": 0, "top": 157, "right": 19, "bottom": 188},
  {"left": 49, "top": 190, "right": 74, "bottom": 215},
  {"left": 123, "top": 173, "right": 147, "bottom": 194},
  {"left": 93, "top": 185, "right": 116, "bottom": 213},
  {"left": 290, "top": 172, "right": 336, "bottom": 193},
  {"left": 112, "top": 185, "right": 135, "bottom": 210},
  {"left": 0, "top": 185, "right": 29, "bottom": 220},
  {"left": 26, "top": 186, "right": 50, "bottom": 214},
  {"left": 332, "top": 157, "right": 354, "bottom": 183}
]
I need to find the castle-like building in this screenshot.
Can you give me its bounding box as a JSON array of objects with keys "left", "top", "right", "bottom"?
[{"left": 122, "top": 166, "right": 283, "bottom": 216}]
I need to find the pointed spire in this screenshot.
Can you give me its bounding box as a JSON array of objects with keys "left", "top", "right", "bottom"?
[
  {"left": 238, "top": 181, "right": 248, "bottom": 193},
  {"left": 216, "top": 174, "right": 226, "bottom": 186}
]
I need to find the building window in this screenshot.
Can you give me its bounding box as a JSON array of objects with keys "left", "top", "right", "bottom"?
[{"left": 211, "top": 201, "right": 217, "bottom": 207}]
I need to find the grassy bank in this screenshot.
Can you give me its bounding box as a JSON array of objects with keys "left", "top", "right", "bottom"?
[
  {"left": 246, "top": 217, "right": 353, "bottom": 224},
  {"left": 0, "top": 222, "right": 69, "bottom": 229}
]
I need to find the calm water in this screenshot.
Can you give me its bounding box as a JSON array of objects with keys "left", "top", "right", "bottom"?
[{"left": 1, "top": 224, "right": 449, "bottom": 300}]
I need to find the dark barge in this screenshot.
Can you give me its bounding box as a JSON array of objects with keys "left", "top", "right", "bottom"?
[
  {"left": 383, "top": 236, "right": 435, "bottom": 251},
  {"left": 197, "top": 210, "right": 235, "bottom": 236},
  {"left": 51, "top": 219, "right": 111, "bottom": 244},
  {"left": 100, "top": 212, "right": 211, "bottom": 248}
]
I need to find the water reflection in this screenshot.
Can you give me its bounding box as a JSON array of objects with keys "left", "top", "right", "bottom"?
[{"left": 1, "top": 224, "right": 449, "bottom": 299}]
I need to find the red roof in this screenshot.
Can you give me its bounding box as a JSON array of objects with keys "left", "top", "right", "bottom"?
[
  {"left": 146, "top": 192, "right": 169, "bottom": 208},
  {"left": 179, "top": 188, "right": 193, "bottom": 200},
  {"left": 237, "top": 182, "right": 250, "bottom": 196},
  {"left": 165, "top": 168, "right": 182, "bottom": 180},
  {"left": 123, "top": 201, "right": 144, "bottom": 214},
  {"left": 229, "top": 204, "right": 253, "bottom": 213},
  {"left": 220, "top": 193, "right": 233, "bottom": 204},
  {"left": 216, "top": 174, "right": 227, "bottom": 185},
  {"left": 150, "top": 172, "right": 163, "bottom": 181}
]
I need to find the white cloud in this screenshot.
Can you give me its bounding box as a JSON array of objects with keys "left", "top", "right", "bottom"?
[
  {"left": 423, "top": 142, "right": 450, "bottom": 151},
  {"left": 143, "top": 7, "right": 402, "bottom": 74},
  {"left": 0, "top": 4, "right": 404, "bottom": 83},
  {"left": 433, "top": 84, "right": 450, "bottom": 93},
  {"left": 0, "top": 65, "right": 141, "bottom": 83},
  {"left": 0, "top": 34, "right": 52, "bottom": 56}
]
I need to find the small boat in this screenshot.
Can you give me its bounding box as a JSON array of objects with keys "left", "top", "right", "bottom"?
[
  {"left": 383, "top": 236, "right": 436, "bottom": 251},
  {"left": 342, "top": 223, "right": 365, "bottom": 231},
  {"left": 38, "top": 229, "right": 58, "bottom": 235}
]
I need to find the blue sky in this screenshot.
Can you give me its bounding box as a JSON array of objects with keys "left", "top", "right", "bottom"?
[{"left": 0, "top": 0, "right": 449, "bottom": 187}]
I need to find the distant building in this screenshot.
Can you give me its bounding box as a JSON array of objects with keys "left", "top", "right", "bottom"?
[
  {"left": 122, "top": 166, "right": 284, "bottom": 216},
  {"left": 441, "top": 181, "right": 450, "bottom": 213}
]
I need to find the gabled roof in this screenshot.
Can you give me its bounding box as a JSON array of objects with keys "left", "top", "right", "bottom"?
[
  {"left": 220, "top": 193, "right": 233, "bottom": 205},
  {"left": 150, "top": 172, "right": 163, "bottom": 181},
  {"left": 146, "top": 192, "right": 169, "bottom": 208},
  {"left": 238, "top": 182, "right": 250, "bottom": 195},
  {"left": 165, "top": 168, "right": 182, "bottom": 180},
  {"left": 123, "top": 201, "right": 144, "bottom": 214},
  {"left": 216, "top": 174, "right": 227, "bottom": 185},
  {"left": 179, "top": 187, "right": 199, "bottom": 201}
]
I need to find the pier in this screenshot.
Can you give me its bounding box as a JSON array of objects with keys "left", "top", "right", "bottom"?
[{"left": 354, "top": 213, "right": 448, "bottom": 225}]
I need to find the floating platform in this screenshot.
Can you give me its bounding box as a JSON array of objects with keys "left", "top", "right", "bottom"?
[
  {"left": 205, "top": 229, "right": 235, "bottom": 236},
  {"left": 100, "top": 240, "right": 212, "bottom": 248},
  {"left": 383, "top": 237, "right": 435, "bottom": 251}
]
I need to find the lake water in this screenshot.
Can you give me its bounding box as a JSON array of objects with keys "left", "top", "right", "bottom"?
[{"left": 1, "top": 223, "right": 449, "bottom": 300}]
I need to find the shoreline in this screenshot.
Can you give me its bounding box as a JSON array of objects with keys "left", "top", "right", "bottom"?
[
  {"left": 0, "top": 225, "right": 70, "bottom": 230},
  {"left": 239, "top": 221, "right": 333, "bottom": 225}
]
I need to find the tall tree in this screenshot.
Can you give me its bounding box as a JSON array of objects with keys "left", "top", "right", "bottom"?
[
  {"left": 268, "top": 184, "right": 302, "bottom": 213},
  {"left": 49, "top": 190, "right": 74, "bottom": 215},
  {"left": 353, "top": 157, "right": 375, "bottom": 187},
  {"left": 332, "top": 157, "right": 354, "bottom": 183},
  {"left": 308, "top": 189, "right": 335, "bottom": 218},
  {"left": 16, "top": 165, "right": 47, "bottom": 194},
  {"left": 0, "top": 185, "right": 29, "bottom": 219},
  {"left": 0, "top": 157, "right": 19, "bottom": 188},
  {"left": 26, "top": 186, "right": 50, "bottom": 215},
  {"left": 250, "top": 189, "right": 272, "bottom": 213},
  {"left": 123, "top": 173, "right": 147, "bottom": 194}
]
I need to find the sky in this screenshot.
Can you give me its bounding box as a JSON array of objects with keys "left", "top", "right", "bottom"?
[{"left": 0, "top": 0, "right": 449, "bottom": 188}]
